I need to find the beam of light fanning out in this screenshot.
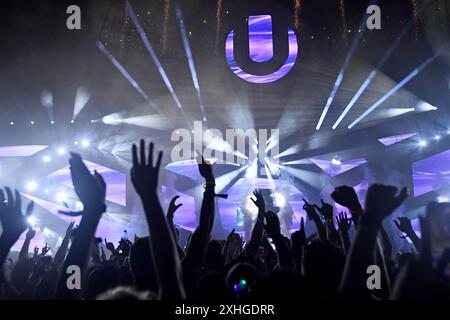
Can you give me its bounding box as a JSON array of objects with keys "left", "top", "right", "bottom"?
[
  {"left": 348, "top": 54, "right": 439, "bottom": 129},
  {"left": 162, "top": 0, "right": 171, "bottom": 54},
  {"left": 127, "top": 1, "right": 190, "bottom": 126},
  {"left": 332, "top": 0, "right": 431, "bottom": 129},
  {"left": 174, "top": 3, "right": 207, "bottom": 123},
  {"left": 96, "top": 41, "right": 169, "bottom": 123},
  {"left": 294, "top": 0, "right": 302, "bottom": 29},
  {"left": 215, "top": 0, "right": 223, "bottom": 50},
  {"left": 96, "top": 41, "right": 148, "bottom": 102},
  {"left": 73, "top": 87, "right": 90, "bottom": 120},
  {"left": 315, "top": 0, "right": 378, "bottom": 130}
]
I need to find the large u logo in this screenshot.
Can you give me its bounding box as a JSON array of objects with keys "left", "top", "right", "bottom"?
[{"left": 225, "top": 15, "right": 298, "bottom": 84}]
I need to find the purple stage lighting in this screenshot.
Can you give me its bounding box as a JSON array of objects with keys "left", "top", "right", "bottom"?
[
  {"left": 412, "top": 149, "right": 450, "bottom": 197},
  {"left": 310, "top": 157, "right": 367, "bottom": 177},
  {"left": 225, "top": 15, "right": 298, "bottom": 84},
  {"left": 47, "top": 160, "right": 126, "bottom": 206},
  {"left": 0, "top": 145, "right": 48, "bottom": 157},
  {"left": 378, "top": 133, "right": 417, "bottom": 146}
]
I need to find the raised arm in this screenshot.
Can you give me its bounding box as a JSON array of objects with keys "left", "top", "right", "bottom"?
[
  {"left": 166, "top": 195, "right": 185, "bottom": 259},
  {"left": 331, "top": 186, "right": 363, "bottom": 227},
  {"left": 53, "top": 222, "right": 75, "bottom": 270},
  {"left": 131, "top": 140, "right": 185, "bottom": 300},
  {"left": 339, "top": 184, "right": 408, "bottom": 299},
  {"left": 336, "top": 212, "right": 352, "bottom": 254},
  {"left": 290, "top": 217, "right": 306, "bottom": 272},
  {"left": 0, "top": 188, "right": 34, "bottom": 269},
  {"left": 181, "top": 154, "right": 216, "bottom": 297},
  {"left": 303, "top": 199, "right": 327, "bottom": 241},
  {"left": 245, "top": 190, "right": 265, "bottom": 257},
  {"left": 394, "top": 216, "right": 420, "bottom": 250},
  {"left": 55, "top": 153, "right": 107, "bottom": 299},
  {"left": 314, "top": 199, "right": 339, "bottom": 244},
  {"left": 264, "top": 211, "right": 294, "bottom": 270},
  {"left": 18, "top": 227, "right": 36, "bottom": 261}
]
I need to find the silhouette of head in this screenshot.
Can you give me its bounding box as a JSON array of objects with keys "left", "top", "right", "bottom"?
[
  {"left": 302, "top": 240, "right": 345, "bottom": 298},
  {"left": 226, "top": 262, "right": 258, "bottom": 300},
  {"left": 129, "top": 236, "right": 158, "bottom": 293},
  {"left": 85, "top": 265, "right": 120, "bottom": 300}
]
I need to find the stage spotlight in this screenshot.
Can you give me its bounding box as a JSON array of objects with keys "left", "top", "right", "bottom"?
[
  {"left": 44, "top": 189, "right": 50, "bottom": 194},
  {"left": 27, "top": 216, "right": 37, "bottom": 226},
  {"left": 274, "top": 192, "right": 286, "bottom": 207},
  {"left": 434, "top": 135, "right": 441, "bottom": 141},
  {"left": 70, "top": 120, "right": 75, "bottom": 124},
  {"left": 175, "top": 3, "right": 207, "bottom": 122},
  {"left": 331, "top": 156, "right": 342, "bottom": 166},
  {"left": 30, "top": 121, "right": 35, "bottom": 125},
  {"left": 348, "top": 54, "right": 439, "bottom": 129},
  {"left": 10, "top": 122, "right": 14, "bottom": 126},
  {"left": 418, "top": 140, "right": 427, "bottom": 147},
  {"left": 25, "top": 181, "right": 38, "bottom": 192},
  {"left": 73, "top": 86, "right": 91, "bottom": 121},
  {"left": 81, "top": 139, "right": 91, "bottom": 148},
  {"left": 91, "top": 120, "right": 95, "bottom": 123},
  {"left": 245, "top": 162, "right": 257, "bottom": 179},
  {"left": 315, "top": 1, "right": 372, "bottom": 130},
  {"left": 43, "top": 155, "right": 51, "bottom": 163},
  {"left": 415, "top": 101, "right": 438, "bottom": 112},
  {"left": 40, "top": 90, "right": 53, "bottom": 108},
  {"left": 74, "top": 141, "right": 79, "bottom": 146},
  {"left": 57, "top": 147, "right": 66, "bottom": 156},
  {"left": 56, "top": 192, "right": 67, "bottom": 203},
  {"left": 51, "top": 121, "right": 55, "bottom": 125},
  {"left": 437, "top": 196, "right": 449, "bottom": 203},
  {"left": 96, "top": 41, "right": 161, "bottom": 115},
  {"left": 127, "top": 2, "right": 190, "bottom": 125}
]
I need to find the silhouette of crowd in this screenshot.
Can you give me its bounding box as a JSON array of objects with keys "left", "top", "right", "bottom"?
[{"left": 0, "top": 140, "right": 449, "bottom": 300}]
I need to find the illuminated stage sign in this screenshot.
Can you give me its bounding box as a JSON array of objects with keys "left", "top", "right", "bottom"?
[{"left": 225, "top": 15, "right": 298, "bottom": 84}]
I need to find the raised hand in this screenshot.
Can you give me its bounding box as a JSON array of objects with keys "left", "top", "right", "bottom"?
[
  {"left": 33, "top": 246, "right": 39, "bottom": 259},
  {"left": 394, "top": 216, "right": 414, "bottom": 235},
  {"left": 65, "top": 153, "right": 106, "bottom": 213},
  {"left": 40, "top": 243, "right": 51, "bottom": 256},
  {"left": 263, "top": 211, "right": 281, "bottom": 239},
  {"left": 291, "top": 217, "right": 306, "bottom": 248},
  {"left": 118, "top": 238, "right": 133, "bottom": 256},
  {"left": 104, "top": 238, "right": 116, "bottom": 255},
  {"left": 331, "top": 186, "right": 361, "bottom": 210},
  {"left": 131, "top": 140, "right": 163, "bottom": 196},
  {"left": 302, "top": 198, "right": 319, "bottom": 220},
  {"left": 25, "top": 227, "right": 36, "bottom": 240},
  {"left": 314, "top": 199, "right": 334, "bottom": 220},
  {"left": 250, "top": 190, "right": 265, "bottom": 213},
  {"left": 365, "top": 185, "right": 408, "bottom": 221},
  {"left": 0, "top": 188, "right": 34, "bottom": 243},
  {"left": 196, "top": 152, "right": 214, "bottom": 183},
  {"left": 167, "top": 195, "right": 183, "bottom": 220},
  {"left": 336, "top": 211, "right": 352, "bottom": 232},
  {"left": 226, "top": 228, "right": 236, "bottom": 243}
]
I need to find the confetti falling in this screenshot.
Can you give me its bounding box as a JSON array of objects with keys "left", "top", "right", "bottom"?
[
  {"left": 294, "top": 0, "right": 301, "bottom": 29},
  {"left": 215, "top": 0, "right": 223, "bottom": 52},
  {"left": 162, "top": 0, "right": 171, "bottom": 54},
  {"left": 339, "top": 0, "right": 348, "bottom": 44},
  {"left": 411, "top": 0, "right": 419, "bottom": 40},
  {"left": 119, "top": 2, "right": 130, "bottom": 56}
]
